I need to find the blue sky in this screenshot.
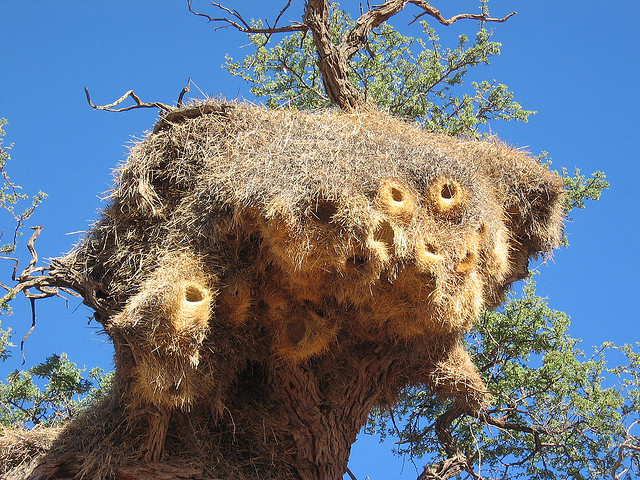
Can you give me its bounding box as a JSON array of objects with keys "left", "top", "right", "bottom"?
[{"left": 1, "top": 1, "right": 639, "bottom": 479}]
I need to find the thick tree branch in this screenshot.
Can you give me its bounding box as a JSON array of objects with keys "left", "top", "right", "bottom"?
[
  {"left": 341, "top": 0, "right": 407, "bottom": 59},
  {"left": 344, "top": 0, "right": 516, "bottom": 59},
  {"left": 415, "top": 400, "right": 479, "bottom": 480},
  {"left": 417, "top": 400, "right": 550, "bottom": 480},
  {"left": 612, "top": 422, "right": 640, "bottom": 480},
  {"left": 418, "top": 452, "right": 470, "bottom": 480},
  {"left": 304, "top": 0, "right": 362, "bottom": 110}
]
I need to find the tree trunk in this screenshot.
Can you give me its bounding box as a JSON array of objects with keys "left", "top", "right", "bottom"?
[{"left": 303, "top": 0, "right": 362, "bottom": 110}]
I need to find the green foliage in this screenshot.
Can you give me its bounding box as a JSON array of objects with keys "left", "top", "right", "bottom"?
[
  {"left": 558, "top": 167, "right": 609, "bottom": 246},
  {"left": 0, "top": 2, "right": 634, "bottom": 478},
  {"left": 369, "top": 282, "right": 639, "bottom": 479},
  {"left": 1, "top": 118, "right": 46, "bottom": 316},
  {"left": 562, "top": 167, "right": 609, "bottom": 212},
  {"left": 0, "top": 318, "right": 13, "bottom": 362},
  {"left": 0, "top": 118, "right": 47, "bottom": 257},
  {"left": 530, "top": 152, "right": 609, "bottom": 245},
  {"left": 0, "top": 353, "right": 113, "bottom": 427},
  {"left": 225, "top": 6, "right": 534, "bottom": 135}
]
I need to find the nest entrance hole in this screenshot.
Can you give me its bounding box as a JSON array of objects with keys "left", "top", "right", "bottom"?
[
  {"left": 424, "top": 242, "right": 438, "bottom": 256},
  {"left": 430, "top": 178, "right": 465, "bottom": 214},
  {"left": 440, "top": 182, "right": 457, "bottom": 200},
  {"left": 373, "top": 220, "right": 395, "bottom": 248},
  {"left": 184, "top": 284, "right": 206, "bottom": 303},
  {"left": 286, "top": 320, "right": 307, "bottom": 345},
  {"left": 455, "top": 251, "right": 478, "bottom": 273},
  {"left": 378, "top": 180, "right": 416, "bottom": 218},
  {"left": 391, "top": 187, "right": 404, "bottom": 203},
  {"left": 311, "top": 199, "right": 338, "bottom": 223},
  {"left": 347, "top": 255, "right": 368, "bottom": 269}
]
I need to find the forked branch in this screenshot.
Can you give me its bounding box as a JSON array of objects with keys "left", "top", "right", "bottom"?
[
  {"left": 84, "top": 87, "right": 172, "bottom": 113},
  {"left": 187, "top": 0, "right": 307, "bottom": 34},
  {"left": 408, "top": 1, "right": 516, "bottom": 26},
  {"left": 416, "top": 400, "right": 550, "bottom": 480},
  {"left": 344, "top": 0, "right": 515, "bottom": 58},
  {"left": 612, "top": 422, "right": 640, "bottom": 480},
  {"left": 84, "top": 78, "right": 197, "bottom": 115},
  {"left": 0, "top": 226, "right": 112, "bottom": 320}
]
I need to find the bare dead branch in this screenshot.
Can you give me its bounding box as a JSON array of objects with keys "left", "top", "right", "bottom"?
[
  {"left": 1, "top": 226, "right": 112, "bottom": 324},
  {"left": 273, "top": 0, "right": 295, "bottom": 31},
  {"left": 0, "top": 256, "right": 20, "bottom": 282},
  {"left": 343, "top": 1, "right": 516, "bottom": 59},
  {"left": 25, "top": 225, "right": 41, "bottom": 273},
  {"left": 0, "top": 280, "right": 11, "bottom": 293},
  {"left": 20, "top": 297, "right": 36, "bottom": 364},
  {"left": 177, "top": 78, "right": 192, "bottom": 108},
  {"left": 84, "top": 87, "right": 172, "bottom": 113},
  {"left": 187, "top": 0, "right": 307, "bottom": 35},
  {"left": 408, "top": 1, "right": 516, "bottom": 26},
  {"left": 1, "top": 227, "right": 54, "bottom": 306}
]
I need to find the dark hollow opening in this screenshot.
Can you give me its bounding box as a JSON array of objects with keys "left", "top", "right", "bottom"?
[
  {"left": 373, "top": 220, "right": 395, "bottom": 247},
  {"left": 286, "top": 320, "right": 307, "bottom": 345},
  {"left": 391, "top": 187, "right": 404, "bottom": 203},
  {"left": 441, "top": 183, "right": 457, "bottom": 199},
  {"left": 424, "top": 241, "right": 438, "bottom": 255},
  {"left": 347, "top": 255, "right": 368, "bottom": 269},
  {"left": 312, "top": 199, "right": 338, "bottom": 223},
  {"left": 185, "top": 284, "right": 206, "bottom": 303}
]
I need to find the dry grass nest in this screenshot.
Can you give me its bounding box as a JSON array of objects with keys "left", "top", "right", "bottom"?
[{"left": 2, "top": 101, "right": 565, "bottom": 479}]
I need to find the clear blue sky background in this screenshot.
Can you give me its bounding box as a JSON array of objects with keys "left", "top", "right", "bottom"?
[{"left": 1, "top": 1, "right": 639, "bottom": 479}]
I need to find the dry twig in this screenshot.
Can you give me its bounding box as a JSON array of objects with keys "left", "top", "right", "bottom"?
[
  {"left": 0, "top": 226, "right": 109, "bottom": 320},
  {"left": 84, "top": 87, "right": 172, "bottom": 113},
  {"left": 187, "top": 0, "right": 307, "bottom": 35}
]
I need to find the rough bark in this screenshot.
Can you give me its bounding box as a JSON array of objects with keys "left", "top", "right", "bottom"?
[{"left": 303, "top": 0, "right": 362, "bottom": 110}]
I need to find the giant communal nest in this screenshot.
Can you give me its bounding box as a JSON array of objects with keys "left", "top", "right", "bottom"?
[{"left": 1, "top": 102, "right": 565, "bottom": 480}]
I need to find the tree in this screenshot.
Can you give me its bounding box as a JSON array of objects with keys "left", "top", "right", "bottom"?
[
  {"left": 222, "top": 4, "right": 531, "bottom": 135},
  {"left": 0, "top": 2, "right": 637, "bottom": 480}
]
